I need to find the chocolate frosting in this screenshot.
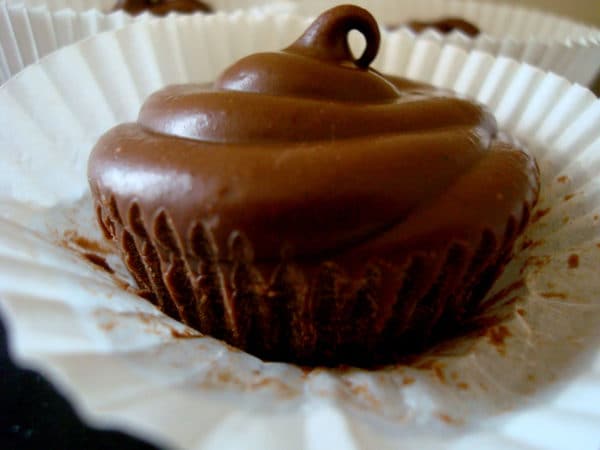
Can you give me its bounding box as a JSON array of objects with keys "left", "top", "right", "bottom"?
[
  {"left": 396, "top": 17, "right": 480, "bottom": 37},
  {"left": 89, "top": 5, "right": 537, "bottom": 268},
  {"left": 112, "top": 0, "right": 212, "bottom": 16}
]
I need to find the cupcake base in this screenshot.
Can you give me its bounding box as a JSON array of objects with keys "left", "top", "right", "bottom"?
[{"left": 95, "top": 196, "right": 527, "bottom": 366}]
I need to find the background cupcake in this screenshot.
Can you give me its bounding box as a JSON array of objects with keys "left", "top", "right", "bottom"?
[{"left": 2, "top": 0, "right": 600, "bottom": 85}]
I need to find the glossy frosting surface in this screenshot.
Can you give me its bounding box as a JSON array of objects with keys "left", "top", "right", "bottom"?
[{"left": 89, "top": 5, "right": 537, "bottom": 266}]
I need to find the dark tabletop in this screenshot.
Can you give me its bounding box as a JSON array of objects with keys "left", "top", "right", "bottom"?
[{"left": 0, "top": 315, "right": 160, "bottom": 450}]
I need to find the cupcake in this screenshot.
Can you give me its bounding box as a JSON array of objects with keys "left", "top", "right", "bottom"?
[{"left": 87, "top": 5, "right": 540, "bottom": 366}]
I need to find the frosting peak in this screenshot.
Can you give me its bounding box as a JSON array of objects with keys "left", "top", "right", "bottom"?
[
  {"left": 214, "top": 5, "right": 396, "bottom": 102},
  {"left": 285, "top": 4, "right": 380, "bottom": 68}
]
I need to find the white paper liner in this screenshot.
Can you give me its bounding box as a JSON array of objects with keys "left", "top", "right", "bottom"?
[
  {"left": 1, "top": 12, "right": 600, "bottom": 450},
  {"left": 0, "top": 0, "right": 290, "bottom": 84},
  {"left": 2, "top": 0, "right": 600, "bottom": 86}
]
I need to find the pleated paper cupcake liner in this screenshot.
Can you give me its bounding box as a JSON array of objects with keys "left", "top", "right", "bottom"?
[
  {"left": 2, "top": 0, "right": 600, "bottom": 85},
  {"left": 0, "top": 12, "right": 599, "bottom": 450},
  {"left": 0, "top": 0, "right": 290, "bottom": 84}
]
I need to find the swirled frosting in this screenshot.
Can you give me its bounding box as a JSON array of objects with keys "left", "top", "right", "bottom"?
[{"left": 89, "top": 4, "right": 537, "bottom": 266}]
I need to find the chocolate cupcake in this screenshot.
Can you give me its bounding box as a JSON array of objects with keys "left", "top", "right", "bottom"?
[
  {"left": 112, "top": 0, "right": 212, "bottom": 16},
  {"left": 88, "top": 5, "right": 539, "bottom": 366}
]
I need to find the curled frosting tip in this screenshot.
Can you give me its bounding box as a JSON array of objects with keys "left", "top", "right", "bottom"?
[
  {"left": 213, "top": 4, "right": 395, "bottom": 102},
  {"left": 285, "top": 4, "right": 380, "bottom": 68}
]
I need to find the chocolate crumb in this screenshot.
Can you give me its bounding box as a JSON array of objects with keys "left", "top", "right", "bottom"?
[
  {"left": 414, "top": 360, "right": 453, "bottom": 384},
  {"left": 101, "top": 321, "right": 116, "bottom": 331},
  {"left": 82, "top": 252, "right": 114, "bottom": 274},
  {"left": 135, "top": 312, "right": 155, "bottom": 325},
  {"left": 64, "top": 229, "right": 109, "bottom": 253},
  {"left": 433, "top": 365, "right": 447, "bottom": 384},
  {"left": 520, "top": 255, "right": 551, "bottom": 274},
  {"left": 112, "top": 277, "right": 132, "bottom": 291},
  {"left": 567, "top": 254, "right": 579, "bottom": 269},
  {"left": 531, "top": 207, "right": 551, "bottom": 223},
  {"left": 343, "top": 381, "right": 381, "bottom": 408},
  {"left": 170, "top": 328, "right": 200, "bottom": 339},
  {"left": 487, "top": 324, "right": 511, "bottom": 355},
  {"left": 457, "top": 382, "right": 469, "bottom": 390},
  {"left": 557, "top": 175, "right": 569, "bottom": 184},
  {"left": 217, "top": 371, "right": 232, "bottom": 383},
  {"left": 540, "top": 292, "right": 567, "bottom": 300},
  {"left": 563, "top": 193, "right": 575, "bottom": 201},
  {"left": 402, "top": 376, "right": 415, "bottom": 385},
  {"left": 437, "top": 413, "right": 463, "bottom": 425}
]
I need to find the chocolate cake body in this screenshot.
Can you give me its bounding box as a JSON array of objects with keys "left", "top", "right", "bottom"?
[{"left": 88, "top": 5, "right": 539, "bottom": 366}]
